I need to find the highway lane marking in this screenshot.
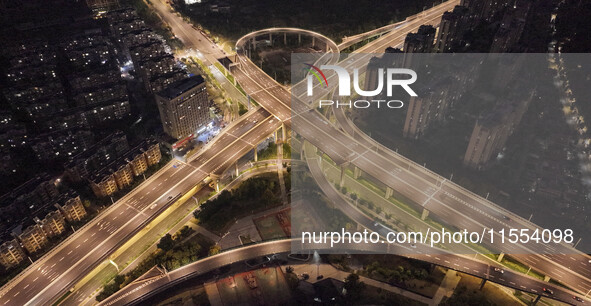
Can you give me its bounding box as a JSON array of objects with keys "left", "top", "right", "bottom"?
[
  {"left": 59, "top": 257, "right": 64, "bottom": 262},
  {"left": 300, "top": 61, "right": 584, "bottom": 274},
  {"left": 26, "top": 164, "right": 207, "bottom": 305},
  {"left": 67, "top": 250, "right": 72, "bottom": 255}
]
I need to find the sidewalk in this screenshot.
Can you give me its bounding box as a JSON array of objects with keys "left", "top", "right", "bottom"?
[
  {"left": 185, "top": 221, "right": 222, "bottom": 243},
  {"left": 431, "top": 269, "right": 461, "bottom": 305}
]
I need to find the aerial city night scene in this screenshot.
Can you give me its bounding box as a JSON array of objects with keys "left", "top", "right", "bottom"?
[{"left": 1, "top": 0, "right": 591, "bottom": 305}]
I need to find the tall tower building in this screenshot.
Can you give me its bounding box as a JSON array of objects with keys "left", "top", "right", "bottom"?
[
  {"left": 435, "top": 6, "right": 469, "bottom": 52},
  {"left": 463, "top": 90, "right": 534, "bottom": 169},
  {"left": 403, "top": 78, "right": 452, "bottom": 139},
  {"left": 403, "top": 25, "right": 436, "bottom": 53},
  {"left": 155, "top": 75, "right": 210, "bottom": 140}
]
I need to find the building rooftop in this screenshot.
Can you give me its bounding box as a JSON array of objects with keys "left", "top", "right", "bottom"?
[{"left": 157, "top": 75, "right": 205, "bottom": 99}]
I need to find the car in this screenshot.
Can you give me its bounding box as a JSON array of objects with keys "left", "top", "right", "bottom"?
[
  {"left": 317, "top": 275, "right": 324, "bottom": 280},
  {"left": 573, "top": 296, "right": 584, "bottom": 303},
  {"left": 503, "top": 216, "right": 510, "bottom": 221},
  {"left": 374, "top": 222, "right": 380, "bottom": 227},
  {"left": 543, "top": 288, "right": 554, "bottom": 295},
  {"left": 168, "top": 196, "right": 173, "bottom": 200},
  {"left": 150, "top": 203, "right": 158, "bottom": 209},
  {"left": 410, "top": 244, "right": 417, "bottom": 248},
  {"left": 494, "top": 267, "right": 504, "bottom": 273},
  {"left": 302, "top": 273, "right": 310, "bottom": 280}
]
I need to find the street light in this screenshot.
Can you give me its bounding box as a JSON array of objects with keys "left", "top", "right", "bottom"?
[{"left": 109, "top": 259, "right": 120, "bottom": 272}]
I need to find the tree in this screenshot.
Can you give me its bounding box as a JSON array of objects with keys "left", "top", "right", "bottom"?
[
  {"left": 341, "top": 186, "right": 348, "bottom": 194},
  {"left": 262, "top": 188, "right": 275, "bottom": 207},
  {"left": 344, "top": 273, "right": 365, "bottom": 301},
  {"left": 285, "top": 271, "right": 299, "bottom": 289},
  {"left": 208, "top": 244, "right": 221, "bottom": 256},
  {"left": 350, "top": 193, "right": 358, "bottom": 201},
  {"left": 175, "top": 225, "right": 194, "bottom": 241},
  {"left": 157, "top": 234, "right": 174, "bottom": 251}
]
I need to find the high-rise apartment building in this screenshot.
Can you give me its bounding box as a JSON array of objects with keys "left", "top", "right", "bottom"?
[
  {"left": 464, "top": 91, "right": 534, "bottom": 169},
  {"left": 155, "top": 75, "right": 210, "bottom": 140}
]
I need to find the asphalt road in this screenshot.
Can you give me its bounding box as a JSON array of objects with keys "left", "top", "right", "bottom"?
[
  {"left": 303, "top": 141, "right": 587, "bottom": 305},
  {"left": 229, "top": 5, "right": 591, "bottom": 300},
  {"left": 0, "top": 105, "right": 281, "bottom": 305}
]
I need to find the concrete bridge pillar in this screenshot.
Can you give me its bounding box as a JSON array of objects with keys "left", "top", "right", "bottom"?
[
  {"left": 281, "top": 123, "right": 287, "bottom": 141},
  {"left": 353, "top": 166, "right": 361, "bottom": 179},
  {"left": 254, "top": 145, "right": 258, "bottom": 162},
  {"left": 532, "top": 295, "right": 542, "bottom": 305},
  {"left": 210, "top": 174, "right": 220, "bottom": 192},
  {"left": 269, "top": 33, "right": 272, "bottom": 45},
  {"left": 385, "top": 187, "right": 393, "bottom": 199},
  {"left": 284, "top": 32, "right": 287, "bottom": 45},
  {"left": 274, "top": 130, "right": 278, "bottom": 143},
  {"left": 544, "top": 275, "right": 551, "bottom": 282},
  {"left": 479, "top": 278, "right": 487, "bottom": 290},
  {"left": 312, "top": 36, "right": 316, "bottom": 47},
  {"left": 497, "top": 252, "right": 505, "bottom": 262},
  {"left": 235, "top": 162, "right": 239, "bottom": 177},
  {"left": 421, "top": 208, "right": 429, "bottom": 221},
  {"left": 339, "top": 164, "right": 346, "bottom": 188},
  {"left": 298, "top": 33, "right": 301, "bottom": 44},
  {"left": 252, "top": 38, "right": 256, "bottom": 50}
]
